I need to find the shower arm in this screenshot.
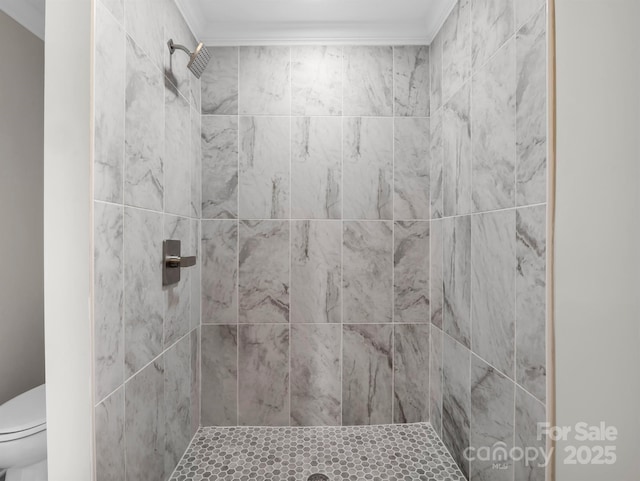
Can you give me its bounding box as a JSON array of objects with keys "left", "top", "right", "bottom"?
[{"left": 168, "top": 39, "right": 191, "bottom": 57}]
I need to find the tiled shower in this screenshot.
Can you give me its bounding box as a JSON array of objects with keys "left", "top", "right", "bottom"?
[{"left": 92, "top": 0, "right": 548, "bottom": 479}]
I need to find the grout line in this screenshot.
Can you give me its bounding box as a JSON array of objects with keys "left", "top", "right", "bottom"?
[
  {"left": 236, "top": 45, "right": 241, "bottom": 427},
  {"left": 340, "top": 44, "right": 345, "bottom": 427},
  {"left": 288, "top": 45, "right": 293, "bottom": 427}
]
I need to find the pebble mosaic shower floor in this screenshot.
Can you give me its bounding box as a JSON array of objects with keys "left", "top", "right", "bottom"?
[{"left": 169, "top": 423, "right": 466, "bottom": 481}]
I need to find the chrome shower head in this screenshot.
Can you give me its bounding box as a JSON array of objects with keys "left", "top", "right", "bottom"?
[{"left": 167, "top": 39, "right": 211, "bottom": 79}]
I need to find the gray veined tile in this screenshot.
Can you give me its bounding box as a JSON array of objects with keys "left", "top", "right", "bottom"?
[
  {"left": 472, "top": 38, "right": 517, "bottom": 213},
  {"left": 394, "top": 45, "right": 430, "bottom": 117},
  {"left": 190, "top": 328, "right": 200, "bottom": 435},
  {"left": 124, "top": 0, "right": 165, "bottom": 70},
  {"left": 394, "top": 117, "right": 430, "bottom": 220},
  {"left": 430, "top": 31, "right": 443, "bottom": 114},
  {"left": 164, "top": 0, "right": 196, "bottom": 101},
  {"left": 291, "top": 117, "right": 341, "bottom": 219},
  {"left": 394, "top": 221, "right": 430, "bottom": 324},
  {"left": 95, "top": 2, "right": 125, "bottom": 204},
  {"left": 343, "top": 117, "right": 393, "bottom": 220},
  {"left": 517, "top": 8, "right": 547, "bottom": 206},
  {"left": 239, "top": 116, "right": 290, "bottom": 219},
  {"left": 95, "top": 387, "right": 125, "bottom": 481},
  {"left": 239, "top": 46, "right": 291, "bottom": 115},
  {"left": 201, "top": 220, "right": 237, "bottom": 324},
  {"left": 442, "top": 0, "right": 472, "bottom": 101},
  {"left": 430, "top": 109, "right": 444, "bottom": 219},
  {"left": 100, "top": 0, "right": 124, "bottom": 23},
  {"left": 442, "top": 334, "right": 471, "bottom": 479},
  {"left": 291, "top": 324, "right": 341, "bottom": 426},
  {"left": 201, "top": 116, "right": 238, "bottom": 219},
  {"left": 516, "top": 205, "right": 546, "bottom": 403},
  {"left": 472, "top": 210, "right": 516, "bottom": 379},
  {"left": 515, "top": 386, "right": 546, "bottom": 481},
  {"left": 516, "top": 0, "right": 545, "bottom": 30},
  {"left": 189, "top": 219, "right": 201, "bottom": 330},
  {"left": 342, "top": 324, "right": 393, "bottom": 425},
  {"left": 472, "top": 0, "right": 515, "bottom": 68},
  {"left": 430, "top": 326, "right": 444, "bottom": 437},
  {"left": 164, "top": 336, "right": 191, "bottom": 477},
  {"left": 201, "top": 325, "right": 237, "bottom": 426},
  {"left": 238, "top": 324, "right": 290, "bottom": 426},
  {"left": 442, "top": 83, "right": 472, "bottom": 217},
  {"left": 190, "top": 108, "right": 202, "bottom": 218},
  {"left": 443, "top": 216, "right": 471, "bottom": 348},
  {"left": 190, "top": 72, "right": 201, "bottom": 115},
  {"left": 94, "top": 202, "right": 124, "bottom": 401},
  {"left": 430, "top": 219, "right": 444, "bottom": 329},
  {"left": 124, "top": 207, "right": 163, "bottom": 378},
  {"left": 470, "top": 355, "right": 515, "bottom": 481},
  {"left": 394, "top": 324, "right": 430, "bottom": 423},
  {"left": 238, "top": 220, "right": 290, "bottom": 324},
  {"left": 201, "top": 46, "right": 239, "bottom": 115},
  {"left": 164, "top": 215, "right": 191, "bottom": 348},
  {"left": 124, "top": 36, "right": 164, "bottom": 211},
  {"left": 125, "top": 359, "right": 165, "bottom": 481},
  {"left": 343, "top": 46, "right": 393, "bottom": 116},
  {"left": 291, "top": 46, "right": 342, "bottom": 116},
  {"left": 291, "top": 221, "right": 341, "bottom": 324},
  {"left": 343, "top": 221, "right": 393, "bottom": 324},
  {"left": 164, "top": 83, "right": 192, "bottom": 217}
]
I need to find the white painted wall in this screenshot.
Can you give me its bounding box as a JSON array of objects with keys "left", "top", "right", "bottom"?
[
  {"left": 43, "top": 0, "right": 94, "bottom": 479},
  {"left": 555, "top": 0, "right": 640, "bottom": 479},
  {"left": 0, "top": 11, "right": 45, "bottom": 406}
]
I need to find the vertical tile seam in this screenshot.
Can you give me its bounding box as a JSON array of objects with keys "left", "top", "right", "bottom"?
[{"left": 236, "top": 45, "right": 240, "bottom": 427}]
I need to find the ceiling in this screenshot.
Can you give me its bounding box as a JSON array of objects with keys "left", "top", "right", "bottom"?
[
  {"left": 176, "top": 0, "right": 455, "bottom": 45},
  {"left": 0, "top": 0, "right": 45, "bottom": 39}
]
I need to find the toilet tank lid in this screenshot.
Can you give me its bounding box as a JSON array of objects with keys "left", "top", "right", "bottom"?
[{"left": 0, "top": 384, "right": 46, "bottom": 434}]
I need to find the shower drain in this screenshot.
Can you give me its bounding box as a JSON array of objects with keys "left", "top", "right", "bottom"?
[{"left": 307, "top": 474, "right": 329, "bottom": 481}]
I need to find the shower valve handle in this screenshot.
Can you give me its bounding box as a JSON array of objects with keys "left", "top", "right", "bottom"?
[
  {"left": 165, "top": 255, "right": 196, "bottom": 268},
  {"left": 163, "top": 240, "right": 196, "bottom": 286}
]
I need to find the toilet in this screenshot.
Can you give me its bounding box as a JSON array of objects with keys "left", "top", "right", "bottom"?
[{"left": 0, "top": 385, "right": 47, "bottom": 481}]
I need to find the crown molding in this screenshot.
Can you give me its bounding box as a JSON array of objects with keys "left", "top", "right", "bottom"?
[{"left": 425, "top": 0, "right": 457, "bottom": 43}]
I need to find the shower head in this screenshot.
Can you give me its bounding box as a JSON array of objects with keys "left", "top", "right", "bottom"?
[{"left": 167, "top": 39, "right": 211, "bottom": 79}]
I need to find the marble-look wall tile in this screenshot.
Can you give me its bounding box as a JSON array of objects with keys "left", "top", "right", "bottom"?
[
  {"left": 100, "top": 0, "right": 124, "bottom": 23},
  {"left": 516, "top": 205, "right": 546, "bottom": 402},
  {"left": 124, "top": 207, "right": 163, "bottom": 377},
  {"left": 238, "top": 324, "right": 290, "bottom": 426},
  {"left": 343, "top": 46, "right": 393, "bottom": 116},
  {"left": 443, "top": 216, "right": 471, "bottom": 348},
  {"left": 394, "top": 118, "right": 430, "bottom": 220},
  {"left": 190, "top": 219, "right": 201, "bottom": 330},
  {"left": 190, "top": 71, "right": 202, "bottom": 115},
  {"left": 95, "top": 388, "right": 125, "bottom": 481},
  {"left": 343, "top": 117, "right": 393, "bottom": 219},
  {"left": 164, "top": 84, "right": 192, "bottom": 217},
  {"left": 291, "top": 221, "right": 341, "bottom": 324},
  {"left": 239, "top": 46, "right": 290, "bottom": 115},
  {"left": 164, "top": 215, "right": 191, "bottom": 347},
  {"left": 163, "top": 0, "right": 196, "bottom": 101},
  {"left": 516, "top": 0, "right": 545, "bottom": 30},
  {"left": 516, "top": 8, "right": 547, "bottom": 206},
  {"left": 124, "top": 0, "right": 164, "bottom": 69},
  {"left": 430, "top": 219, "right": 444, "bottom": 328},
  {"left": 201, "top": 325, "right": 238, "bottom": 426},
  {"left": 201, "top": 220, "right": 237, "bottom": 324},
  {"left": 239, "top": 116, "right": 290, "bottom": 219},
  {"left": 202, "top": 47, "right": 238, "bottom": 115},
  {"left": 394, "top": 324, "right": 430, "bottom": 423},
  {"left": 472, "top": 0, "right": 515, "bottom": 68},
  {"left": 239, "top": 220, "right": 290, "bottom": 323},
  {"left": 191, "top": 110, "right": 202, "bottom": 218},
  {"left": 124, "top": 37, "right": 164, "bottom": 211},
  {"left": 430, "top": 109, "right": 444, "bottom": 219},
  {"left": 95, "top": 3, "right": 125, "bottom": 204},
  {"left": 430, "top": 32, "right": 443, "bottom": 114},
  {"left": 472, "top": 210, "right": 516, "bottom": 378},
  {"left": 291, "top": 324, "right": 341, "bottom": 426},
  {"left": 515, "top": 386, "right": 546, "bottom": 481},
  {"left": 291, "top": 117, "right": 341, "bottom": 219},
  {"left": 430, "top": 327, "right": 444, "bottom": 437},
  {"left": 125, "top": 359, "right": 165, "bottom": 481},
  {"left": 470, "top": 355, "right": 515, "bottom": 481},
  {"left": 394, "top": 45, "right": 430, "bottom": 117},
  {"left": 291, "top": 46, "right": 342, "bottom": 116},
  {"left": 343, "top": 221, "right": 393, "bottom": 323},
  {"left": 442, "top": 83, "right": 472, "bottom": 217},
  {"left": 472, "top": 39, "right": 516, "bottom": 212},
  {"left": 442, "top": 0, "right": 471, "bottom": 101},
  {"left": 342, "top": 324, "right": 393, "bottom": 425},
  {"left": 95, "top": 202, "right": 124, "bottom": 400},
  {"left": 394, "top": 221, "right": 430, "bottom": 323},
  {"left": 190, "top": 328, "right": 200, "bottom": 435},
  {"left": 164, "top": 336, "right": 191, "bottom": 477},
  {"left": 442, "top": 334, "right": 471, "bottom": 479},
  {"left": 201, "top": 116, "right": 238, "bottom": 219}
]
